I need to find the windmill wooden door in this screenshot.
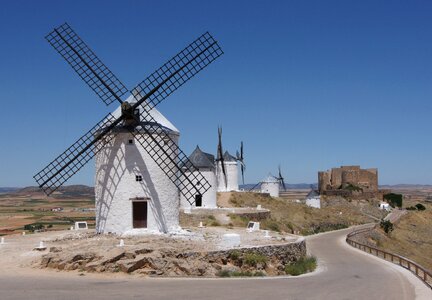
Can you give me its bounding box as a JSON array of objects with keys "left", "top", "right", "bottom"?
[{"left": 133, "top": 201, "right": 148, "bottom": 228}]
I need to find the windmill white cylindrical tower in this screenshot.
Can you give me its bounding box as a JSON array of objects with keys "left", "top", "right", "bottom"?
[
  {"left": 95, "top": 98, "right": 181, "bottom": 235},
  {"left": 180, "top": 146, "right": 217, "bottom": 208},
  {"left": 260, "top": 175, "right": 280, "bottom": 197},
  {"left": 216, "top": 151, "right": 239, "bottom": 192}
]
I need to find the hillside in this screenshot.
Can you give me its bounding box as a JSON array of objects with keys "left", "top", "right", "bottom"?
[
  {"left": 3, "top": 185, "right": 94, "bottom": 199},
  {"left": 358, "top": 204, "right": 432, "bottom": 271},
  {"left": 224, "top": 192, "right": 384, "bottom": 235}
]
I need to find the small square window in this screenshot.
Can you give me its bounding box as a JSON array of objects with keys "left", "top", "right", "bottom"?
[
  {"left": 136, "top": 175, "right": 143, "bottom": 182},
  {"left": 128, "top": 139, "right": 134, "bottom": 144}
]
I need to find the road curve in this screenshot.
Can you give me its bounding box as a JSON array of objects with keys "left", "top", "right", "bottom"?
[{"left": 0, "top": 227, "right": 430, "bottom": 300}]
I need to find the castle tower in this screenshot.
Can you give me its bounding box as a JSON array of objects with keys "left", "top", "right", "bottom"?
[
  {"left": 95, "top": 97, "right": 180, "bottom": 235},
  {"left": 180, "top": 146, "right": 217, "bottom": 208}
]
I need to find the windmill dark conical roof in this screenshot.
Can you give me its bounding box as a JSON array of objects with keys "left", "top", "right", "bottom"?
[
  {"left": 183, "top": 146, "right": 215, "bottom": 169},
  {"left": 223, "top": 151, "right": 237, "bottom": 162}
]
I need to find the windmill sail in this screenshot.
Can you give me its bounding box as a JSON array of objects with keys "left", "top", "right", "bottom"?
[
  {"left": 35, "top": 24, "right": 224, "bottom": 204},
  {"left": 131, "top": 32, "right": 223, "bottom": 108},
  {"left": 34, "top": 113, "right": 118, "bottom": 195},
  {"left": 46, "top": 23, "right": 128, "bottom": 105}
]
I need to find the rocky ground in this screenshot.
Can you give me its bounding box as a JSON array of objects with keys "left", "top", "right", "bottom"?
[{"left": 22, "top": 227, "right": 304, "bottom": 277}]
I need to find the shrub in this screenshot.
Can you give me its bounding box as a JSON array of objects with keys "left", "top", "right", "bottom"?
[
  {"left": 217, "top": 270, "right": 266, "bottom": 277},
  {"left": 415, "top": 203, "right": 426, "bottom": 211},
  {"left": 380, "top": 220, "right": 394, "bottom": 234},
  {"left": 216, "top": 270, "right": 231, "bottom": 277},
  {"left": 285, "top": 256, "right": 317, "bottom": 276},
  {"left": 384, "top": 193, "right": 403, "bottom": 208},
  {"left": 229, "top": 250, "right": 241, "bottom": 261},
  {"left": 343, "top": 183, "right": 363, "bottom": 192},
  {"left": 262, "top": 219, "right": 280, "bottom": 232},
  {"left": 209, "top": 220, "right": 220, "bottom": 226},
  {"left": 24, "top": 223, "right": 45, "bottom": 232},
  {"left": 243, "top": 252, "right": 268, "bottom": 267}
]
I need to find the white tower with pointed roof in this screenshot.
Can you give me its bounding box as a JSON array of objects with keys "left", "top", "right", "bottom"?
[
  {"left": 180, "top": 146, "right": 217, "bottom": 208},
  {"left": 95, "top": 96, "right": 181, "bottom": 235},
  {"left": 216, "top": 151, "right": 239, "bottom": 192}
]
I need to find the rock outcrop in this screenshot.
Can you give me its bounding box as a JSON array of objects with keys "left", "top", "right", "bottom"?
[{"left": 39, "top": 239, "right": 306, "bottom": 277}]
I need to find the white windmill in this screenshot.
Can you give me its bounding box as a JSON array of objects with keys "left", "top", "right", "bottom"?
[
  {"left": 180, "top": 146, "right": 217, "bottom": 209},
  {"left": 33, "top": 23, "right": 223, "bottom": 235},
  {"left": 215, "top": 127, "right": 245, "bottom": 192}
]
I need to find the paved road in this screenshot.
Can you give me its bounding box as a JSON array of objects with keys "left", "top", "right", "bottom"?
[{"left": 0, "top": 227, "right": 430, "bottom": 300}]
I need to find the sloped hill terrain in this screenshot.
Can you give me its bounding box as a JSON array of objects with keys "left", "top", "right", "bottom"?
[
  {"left": 226, "top": 192, "right": 384, "bottom": 235},
  {"left": 357, "top": 205, "right": 432, "bottom": 271}
]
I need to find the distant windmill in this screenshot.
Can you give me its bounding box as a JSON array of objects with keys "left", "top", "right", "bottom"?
[
  {"left": 275, "top": 165, "right": 287, "bottom": 191},
  {"left": 215, "top": 127, "right": 243, "bottom": 192},
  {"left": 236, "top": 141, "right": 246, "bottom": 185},
  {"left": 250, "top": 165, "right": 287, "bottom": 197},
  {"left": 180, "top": 146, "right": 217, "bottom": 208},
  {"left": 33, "top": 23, "right": 223, "bottom": 234}
]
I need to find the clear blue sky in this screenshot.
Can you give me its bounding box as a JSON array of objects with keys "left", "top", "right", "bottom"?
[{"left": 1, "top": 0, "right": 431, "bottom": 187}]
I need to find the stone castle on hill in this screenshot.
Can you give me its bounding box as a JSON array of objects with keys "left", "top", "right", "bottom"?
[{"left": 318, "top": 166, "right": 379, "bottom": 197}]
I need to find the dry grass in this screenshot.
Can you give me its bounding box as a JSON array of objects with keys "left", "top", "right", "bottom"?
[
  {"left": 368, "top": 204, "right": 432, "bottom": 271},
  {"left": 228, "top": 192, "right": 378, "bottom": 235}
]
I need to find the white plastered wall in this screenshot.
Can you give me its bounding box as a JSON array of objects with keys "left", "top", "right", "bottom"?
[
  {"left": 216, "top": 161, "right": 239, "bottom": 192},
  {"left": 94, "top": 131, "right": 180, "bottom": 235},
  {"left": 180, "top": 168, "right": 217, "bottom": 208},
  {"left": 261, "top": 181, "right": 280, "bottom": 197}
]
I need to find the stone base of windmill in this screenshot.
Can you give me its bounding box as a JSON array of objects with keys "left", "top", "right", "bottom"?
[{"left": 36, "top": 228, "right": 305, "bottom": 277}]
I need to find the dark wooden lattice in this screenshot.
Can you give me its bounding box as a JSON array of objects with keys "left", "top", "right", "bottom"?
[
  {"left": 33, "top": 114, "right": 118, "bottom": 195},
  {"left": 46, "top": 23, "right": 128, "bottom": 105}
]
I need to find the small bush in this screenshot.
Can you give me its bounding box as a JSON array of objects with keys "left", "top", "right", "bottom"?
[
  {"left": 243, "top": 252, "right": 268, "bottom": 267},
  {"left": 217, "top": 270, "right": 266, "bottom": 277},
  {"left": 380, "top": 220, "right": 394, "bottom": 234},
  {"left": 229, "top": 250, "right": 241, "bottom": 261},
  {"left": 406, "top": 206, "right": 417, "bottom": 211},
  {"left": 384, "top": 193, "right": 403, "bottom": 208},
  {"left": 23, "top": 223, "right": 45, "bottom": 232},
  {"left": 209, "top": 220, "right": 220, "bottom": 226},
  {"left": 415, "top": 203, "right": 426, "bottom": 211},
  {"left": 262, "top": 219, "right": 280, "bottom": 232},
  {"left": 343, "top": 183, "right": 363, "bottom": 192},
  {"left": 285, "top": 256, "right": 317, "bottom": 276},
  {"left": 217, "top": 270, "right": 231, "bottom": 277}
]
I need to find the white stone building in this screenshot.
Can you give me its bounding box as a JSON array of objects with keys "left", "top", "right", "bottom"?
[
  {"left": 216, "top": 151, "right": 239, "bottom": 192},
  {"left": 94, "top": 96, "right": 181, "bottom": 235},
  {"left": 180, "top": 146, "right": 217, "bottom": 209},
  {"left": 260, "top": 175, "right": 280, "bottom": 197},
  {"left": 305, "top": 190, "right": 321, "bottom": 209}
]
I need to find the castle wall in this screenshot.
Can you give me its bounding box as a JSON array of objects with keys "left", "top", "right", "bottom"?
[
  {"left": 318, "top": 171, "right": 330, "bottom": 194},
  {"left": 318, "top": 165, "right": 379, "bottom": 196},
  {"left": 331, "top": 168, "right": 343, "bottom": 188}
]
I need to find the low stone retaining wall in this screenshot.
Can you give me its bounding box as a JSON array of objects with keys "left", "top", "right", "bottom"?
[{"left": 39, "top": 238, "right": 306, "bottom": 277}]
